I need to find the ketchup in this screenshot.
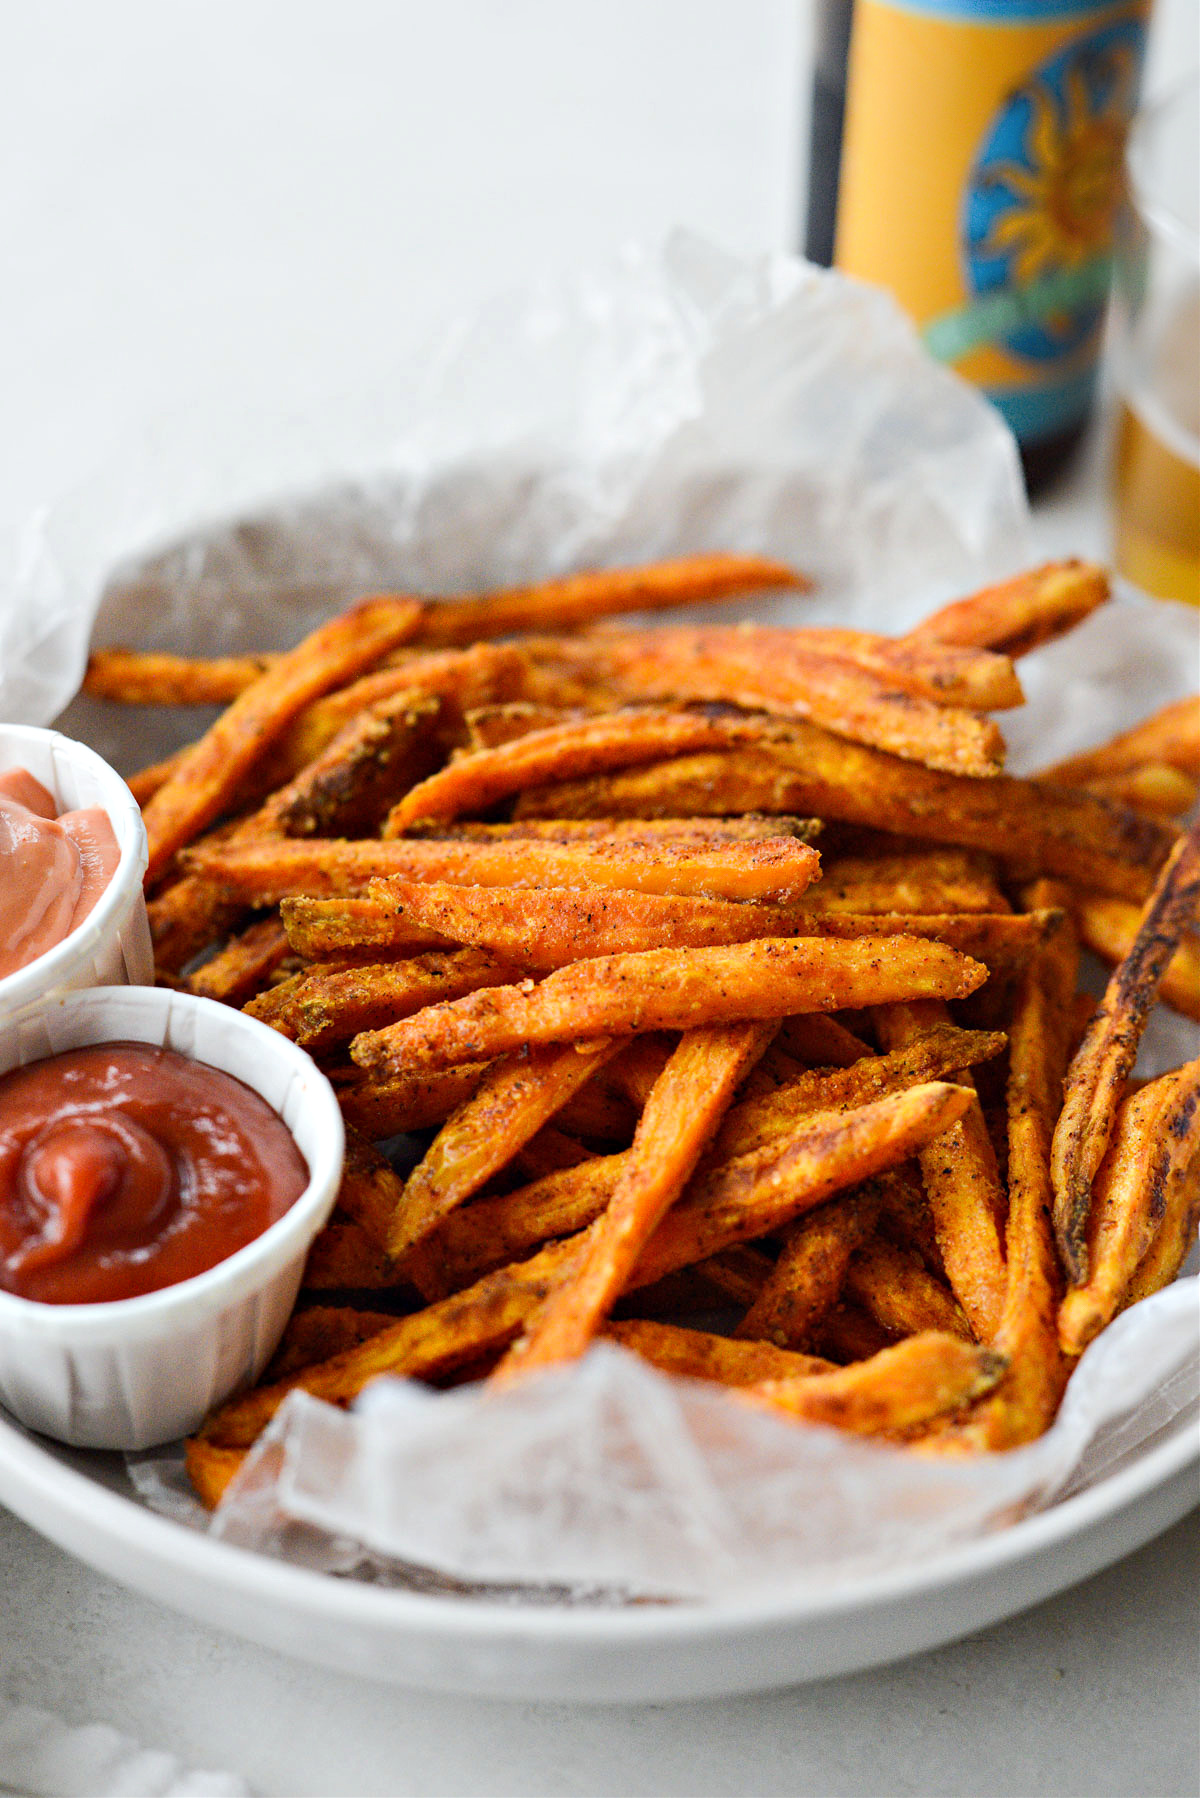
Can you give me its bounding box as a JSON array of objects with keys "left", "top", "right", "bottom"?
[
  {"left": 0, "top": 768, "right": 120, "bottom": 980},
  {"left": 0, "top": 1043, "right": 309, "bottom": 1304}
]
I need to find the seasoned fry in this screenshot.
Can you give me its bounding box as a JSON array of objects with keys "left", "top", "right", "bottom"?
[
  {"left": 747, "top": 1332, "right": 1005, "bottom": 1434},
  {"left": 333, "top": 1061, "right": 493, "bottom": 1136},
  {"left": 736, "top": 1188, "right": 879, "bottom": 1348},
  {"left": 513, "top": 724, "right": 1175, "bottom": 902},
  {"left": 141, "top": 596, "right": 424, "bottom": 884},
  {"left": 1076, "top": 893, "right": 1200, "bottom": 1021},
  {"left": 1040, "top": 693, "right": 1200, "bottom": 785},
  {"left": 246, "top": 948, "right": 519, "bottom": 1051},
  {"left": 351, "top": 937, "right": 987, "bottom": 1079},
  {"left": 606, "top": 1318, "right": 835, "bottom": 1384},
  {"left": 185, "top": 916, "right": 291, "bottom": 1006},
  {"left": 302, "top": 1213, "right": 399, "bottom": 1290},
  {"left": 1081, "top": 764, "right": 1199, "bottom": 819},
  {"left": 905, "top": 560, "right": 1109, "bottom": 657},
  {"left": 566, "top": 625, "right": 1013, "bottom": 773},
  {"left": 279, "top": 896, "right": 452, "bottom": 960},
  {"left": 494, "top": 1021, "right": 775, "bottom": 1378},
  {"left": 1058, "top": 1062, "right": 1200, "bottom": 1355},
  {"left": 84, "top": 647, "right": 273, "bottom": 705},
  {"left": 387, "top": 1037, "right": 623, "bottom": 1261},
  {"left": 1051, "top": 817, "right": 1200, "bottom": 1282},
  {"left": 188, "top": 830, "right": 823, "bottom": 908},
  {"left": 334, "top": 1128, "right": 408, "bottom": 1250},
  {"left": 874, "top": 1001, "right": 1007, "bottom": 1341},
  {"left": 412, "top": 552, "right": 806, "bottom": 645},
  {"left": 383, "top": 708, "right": 801, "bottom": 834},
  {"left": 776, "top": 1015, "right": 872, "bottom": 1067},
  {"left": 844, "top": 1237, "right": 972, "bottom": 1341},
  {"left": 263, "top": 1305, "right": 400, "bottom": 1382}
]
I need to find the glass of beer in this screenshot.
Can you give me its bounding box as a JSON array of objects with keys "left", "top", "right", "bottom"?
[{"left": 1110, "top": 75, "right": 1199, "bottom": 606}]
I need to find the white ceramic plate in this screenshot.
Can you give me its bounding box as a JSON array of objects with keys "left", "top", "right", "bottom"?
[{"left": 0, "top": 1400, "right": 1194, "bottom": 1702}]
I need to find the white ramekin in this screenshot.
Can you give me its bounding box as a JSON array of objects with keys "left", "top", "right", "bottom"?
[
  {"left": 0, "top": 723, "right": 153, "bottom": 1015},
  {"left": 0, "top": 986, "right": 345, "bottom": 1450}
]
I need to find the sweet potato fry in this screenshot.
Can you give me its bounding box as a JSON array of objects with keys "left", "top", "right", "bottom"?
[
  {"left": 513, "top": 725, "right": 1175, "bottom": 902},
  {"left": 302, "top": 1214, "right": 399, "bottom": 1290},
  {"left": 405, "top": 813, "right": 819, "bottom": 846},
  {"left": 567, "top": 625, "right": 1011, "bottom": 773},
  {"left": 707, "top": 1019, "right": 1007, "bottom": 1161},
  {"left": 1122, "top": 1146, "right": 1200, "bottom": 1307},
  {"left": 1040, "top": 693, "right": 1200, "bottom": 785},
  {"left": 1051, "top": 817, "right": 1200, "bottom": 1282},
  {"left": 387, "top": 1037, "right": 624, "bottom": 1262},
  {"left": 188, "top": 830, "right": 823, "bottom": 907},
  {"left": 263, "top": 1305, "right": 401, "bottom": 1381},
  {"left": 804, "top": 851, "right": 1007, "bottom": 915},
  {"left": 141, "top": 596, "right": 424, "bottom": 883},
  {"left": 736, "top": 1188, "right": 879, "bottom": 1348},
  {"left": 1081, "top": 765, "right": 1199, "bottom": 819},
  {"left": 184, "top": 1438, "right": 248, "bottom": 1509},
  {"left": 1058, "top": 1062, "right": 1200, "bottom": 1355},
  {"left": 351, "top": 937, "right": 987, "bottom": 1079},
  {"left": 411, "top": 552, "right": 805, "bottom": 646},
  {"left": 494, "top": 1021, "right": 776, "bottom": 1378},
  {"left": 334, "top": 1128, "right": 408, "bottom": 1249},
  {"left": 127, "top": 748, "right": 188, "bottom": 807},
  {"left": 1077, "top": 893, "right": 1200, "bottom": 1021},
  {"left": 874, "top": 1001, "right": 1007, "bottom": 1341},
  {"left": 279, "top": 897, "right": 453, "bottom": 960},
  {"left": 333, "top": 1062, "right": 493, "bottom": 1136},
  {"left": 606, "top": 1318, "right": 835, "bottom": 1384},
  {"left": 776, "top": 1015, "right": 872, "bottom": 1066},
  {"left": 689, "top": 1245, "right": 775, "bottom": 1308},
  {"left": 185, "top": 916, "right": 291, "bottom": 1006},
  {"left": 83, "top": 647, "right": 272, "bottom": 705},
  {"left": 905, "top": 560, "right": 1109, "bottom": 657},
  {"left": 844, "top": 1237, "right": 972, "bottom": 1341},
  {"left": 383, "top": 707, "right": 800, "bottom": 833},
  {"left": 746, "top": 1332, "right": 1005, "bottom": 1435},
  {"left": 246, "top": 948, "right": 519, "bottom": 1051}
]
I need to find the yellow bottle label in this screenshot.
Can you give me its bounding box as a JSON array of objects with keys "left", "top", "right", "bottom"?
[{"left": 834, "top": 0, "right": 1150, "bottom": 443}]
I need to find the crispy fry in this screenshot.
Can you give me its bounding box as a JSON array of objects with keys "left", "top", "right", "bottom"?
[
  {"left": 246, "top": 948, "right": 519, "bottom": 1051},
  {"left": 412, "top": 552, "right": 806, "bottom": 645},
  {"left": 405, "top": 813, "right": 818, "bottom": 845},
  {"left": 263, "top": 1305, "right": 400, "bottom": 1381},
  {"left": 388, "top": 1037, "right": 624, "bottom": 1262},
  {"left": 302, "top": 1214, "right": 399, "bottom": 1290},
  {"left": 905, "top": 560, "right": 1109, "bottom": 657},
  {"left": 1076, "top": 893, "right": 1200, "bottom": 1021},
  {"left": 1081, "top": 764, "right": 1199, "bottom": 819},
  {"left": 351, "top": 937, "right": 987, "bottom": 1079},
  {"left": 141, "top": 597, "right": 424, "bottom": 884},
  {"left": 84, "top": 647, "right": 273, "bottom": 705},
  {"left": 1122, "top": 1144, "right": 1200, "bottom": 1307},
  {"left": 1051, "top": 817, "right": 1200, "bottom": 1282},
  {"left": 606, "top": 1318, "right": 834, "bottom": 1384},
  {"left": 334, "top": 1128, "right": 408, "bottom": 1249},
  {"left": 494, "top": 1021, "right": 776, "bottom": 1378},
  {"left": 566, "top": 625, "right": 1012, "bottom": 773},
  {"left": 185, "top": 916, "right": 291, "bottom": 1005},
  {"left": 776, "top": 1015, "right": 872, "bottom": 1066},
  {"left": 127, "top": 749, "right": 188, "bottom": 807},
  {"left": 1040, "top": 693, "right": 1200, "bottom": 784},
  {"left": 383, "top": 708, "right": 802, "bottom": 833},
  {"left": 874, "top": 1001, "right": 1007, "bottom": 1341},
  {"left": 845, "top": 1237, "right": 972, "bottom": 1341},
  {"left": 188, "top": 830, "right": 823, "bottom": 908},
  {"left": 184, "top": 1438, "right": 248, "bottom": 1508},
  {"left": 804, "top": 850, "right": 1008, "bottom": 915},
  {"left": 736, "top": 1188, "right": 879, "bottom": 1348},
  {"left": 513, "top": 725, "right": 1175, "bottom": 902},
  {"left": 1058, "top": 1062, "right": 1200, "bottom": 1355},
  {"left": 746, "top": 1332, "right": 1005, "bottom": 1434},
  {"left": 333, "top": 1061, "right": 493, "bottom": 1136},
  {"left": 279, "top": 897, "right": 452, "bottom": 960}
]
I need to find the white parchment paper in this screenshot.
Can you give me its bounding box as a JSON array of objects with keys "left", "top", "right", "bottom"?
[{"left": 2, "top": 234, "right": 1196, "bottom": 1605}]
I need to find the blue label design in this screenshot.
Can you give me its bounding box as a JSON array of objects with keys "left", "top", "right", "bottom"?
[{"left": 962, "top": 16, "right": 1146, "bottom": 365}]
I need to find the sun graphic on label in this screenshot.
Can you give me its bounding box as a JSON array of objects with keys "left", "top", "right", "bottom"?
[{"left": 963, "top": 18, "right": 1146, "bottom": 364}]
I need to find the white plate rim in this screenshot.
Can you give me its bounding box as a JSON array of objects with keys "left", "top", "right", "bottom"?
[{"left": 0, "top": 1394, "right": 1194, "bottom": 1651}]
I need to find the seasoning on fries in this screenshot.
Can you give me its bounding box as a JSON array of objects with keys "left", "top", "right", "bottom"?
[{"left": 83, "top": 552, "right": 1197, "bottom": 1512}]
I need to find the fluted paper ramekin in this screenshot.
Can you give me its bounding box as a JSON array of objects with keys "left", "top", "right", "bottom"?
[
  {"left": 0, "top": 723, "right": 152, "bottom": 1014},
  {"left": 0, "top": 986, "right": 344, "bottom": 1449}
]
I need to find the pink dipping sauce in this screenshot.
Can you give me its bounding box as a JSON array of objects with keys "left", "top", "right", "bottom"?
[{"left": 0, "top": 768, "right": 120, "bottom": 980}]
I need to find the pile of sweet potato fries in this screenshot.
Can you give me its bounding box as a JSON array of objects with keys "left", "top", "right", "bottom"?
[{"left": 82, "top": 552, "right": 1200, "bottom": 1508}]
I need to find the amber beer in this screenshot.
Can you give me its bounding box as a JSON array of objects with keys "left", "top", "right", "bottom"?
[{"left": 1112, "top": 280, "right": 1200, "bottom": 606}]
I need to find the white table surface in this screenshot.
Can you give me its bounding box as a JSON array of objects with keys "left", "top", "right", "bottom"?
[{"left": 1, "top": 5, "right": 1197, "bottom": 1794}]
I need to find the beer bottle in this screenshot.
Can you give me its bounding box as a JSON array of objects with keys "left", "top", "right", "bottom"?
[{"left": 805, "top": 0, "right": 1153, "bottom": 493}]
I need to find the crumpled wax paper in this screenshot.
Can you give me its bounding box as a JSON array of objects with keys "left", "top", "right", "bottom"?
[{"left": 2, "top": 231, "right": 1195, "bottom": 1605}]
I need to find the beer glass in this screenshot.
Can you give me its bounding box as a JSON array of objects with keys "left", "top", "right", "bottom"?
[{"left": 1110, "top": 75, "right": 1199, "bottom": 606}]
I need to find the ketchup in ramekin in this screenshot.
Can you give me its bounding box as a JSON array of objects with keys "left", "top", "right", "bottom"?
[{"left": 0, "top": 1042, "right": 310, "bottom": 1305}]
